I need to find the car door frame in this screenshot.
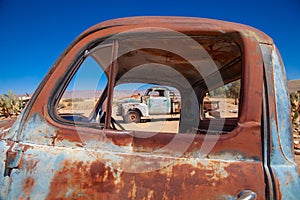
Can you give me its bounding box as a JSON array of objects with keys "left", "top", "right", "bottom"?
[{"left": 4, "top": 24, "right": 270, "bottom": 199}]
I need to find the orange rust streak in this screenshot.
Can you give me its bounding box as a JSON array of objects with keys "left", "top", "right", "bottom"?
[
  {"left": 46, "top": 159, "right": 265, "bottom": 199},
  {"left": 23, "top": 177, "right": 35, "bottom": 197},
  {"left": 83, "top": 17, "right": 272, "bottom": 43},
  {"left": 0, "top": 117, "right": 17, "bottom": 139},
  {"left": 132, "top": 124, "right": 262, "bottom": 160}
]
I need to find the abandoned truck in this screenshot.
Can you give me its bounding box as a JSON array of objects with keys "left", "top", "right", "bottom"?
[
  {"left": 116, "top": 86, "right": 181, "bottom": 123},
  {"left": 0, "top": 17, "right": 299, "bottom": 199}
]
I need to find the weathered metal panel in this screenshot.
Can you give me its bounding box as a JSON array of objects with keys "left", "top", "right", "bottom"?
[
  {"left": 272, "top": 47, "right": 294, "bottom": 163},
  {"left": 0, "top": 141, "right": 11, "bottom": 199},
  {"left": 82, "top": 17, "right": 273, "bottom": 44},
  {"left": 271, "top": 46, "right": 300, "bottom": 199},
  {"left": 1, "top": 17, "right": 284, "bottom": 199},
  {"left": 20, "top": 113, "right": 57, "bottom": 146},
  {"left": 3, "top": 111, "right": 267, "bottom": 199},
  {"left": 6, "top": 142, "right": 266, "bottom": 200},
  {"left": 271, "top": 165, "right": 300, "bottom": 200},
  {"left": 261, "top": 43, "right": 300, "bottom": 199},
  {"left": 0, "top": 118, "right": 17, "bottom": 140}
]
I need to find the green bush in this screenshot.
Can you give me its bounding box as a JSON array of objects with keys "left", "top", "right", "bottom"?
[{"left": 0, "top": 90, "right": 23, "bottom": 118}]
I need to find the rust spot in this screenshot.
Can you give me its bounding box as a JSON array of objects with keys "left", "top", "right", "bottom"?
[
  {"left": 76, "top": 143, "right": 84, "bottom": 147},
  {"left": 25, "top": 158, "right": 39, "bottom": 174},
  {"left": 47, "top": 160, "right": 121, "bottom": 199},
  {"left": 22, "top": 144, "right": 34, "bottom": 151},
  {"left": 285, "top": 171, "right": 294, "bottom": 186},
  {"left": 45, "top": 158, "right": 265, "bottom": 199},
  {"left": 0, "top": 117, "right": 16, "bottom": 139},
  {"left": 106, "top": 131, "right": 133, "bottom": 146},
  {"left": 55, "top": 129, "right": 82, "bottom": 143},
  {"left": 23, "top": 177, "right": 35, "bottom": 196}
]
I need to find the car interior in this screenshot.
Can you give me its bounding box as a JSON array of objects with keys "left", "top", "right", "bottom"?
[{"left": 56, "top": 31, "right": 242, "bottom": 135}]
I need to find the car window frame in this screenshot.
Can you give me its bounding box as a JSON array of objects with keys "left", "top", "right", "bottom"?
[
  {"left": 37, "top": 28, "right": 264, "bottom": 161},
  {"left": 50, "top": 41, "right": 114, "bottom": 128}
]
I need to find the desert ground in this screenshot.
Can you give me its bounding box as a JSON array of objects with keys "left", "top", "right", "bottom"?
[{"left": 58, "top": 96, "right": 238, "bottom": 132}]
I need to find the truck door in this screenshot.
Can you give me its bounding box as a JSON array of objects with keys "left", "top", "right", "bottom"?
[
  {"left": 149, "top": 89, "right": 169, "bottom": 114},
  {"left": 0, "top": 25, "right": 270, "bottom": 199}
]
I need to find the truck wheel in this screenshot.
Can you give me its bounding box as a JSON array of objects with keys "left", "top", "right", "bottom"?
[{"left": 124, "top": 110, "right": 141, "bottom": 123}]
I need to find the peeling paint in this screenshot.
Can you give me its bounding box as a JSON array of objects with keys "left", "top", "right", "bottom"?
[
  {"left": 0, "top": 141, "right": 11, "bottom": 199},
  {"left": 20, "top": 113, "right": 57, "bottom": 146},
  {"left": 0, "top": 16, "right": 298, "bottom": 199}
]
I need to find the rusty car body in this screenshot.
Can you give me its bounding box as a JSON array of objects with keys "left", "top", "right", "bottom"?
[{"left": 0, "top": 17, "right": 299, "bottom": 199}]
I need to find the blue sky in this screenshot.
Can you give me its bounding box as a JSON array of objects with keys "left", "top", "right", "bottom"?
[{"left": 0, "top": 0, "right": 299, "bottom": 94}]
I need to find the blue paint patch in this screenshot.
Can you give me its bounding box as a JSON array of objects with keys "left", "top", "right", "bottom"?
[
  {"left": 272, "top": 47, "right": 294, "bottom": 163},
  {"left": 4, "top": 111, "right": 23, "bottom": 141},
  {"left": 270, "top": 118, "right": 289, "bottom": 165},
  {"left": 0, "top": 141, "right": 10, "bottom": 199},
  {"left": 272, "top": 165, "right": 300, "bottom": 199},
  {"left": 20, "top": 113, "right": 57, "bottom": 146}
]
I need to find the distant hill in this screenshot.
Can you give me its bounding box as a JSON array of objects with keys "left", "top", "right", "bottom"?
[
  {"left": 60, "top": 88, "right": 181, "bottom": 100},
  {"left": 288, "top": 80, "right": 300, "bottom": 93},
  {"left": 62, "top": 90, "right": 104, "bottom": 99}
]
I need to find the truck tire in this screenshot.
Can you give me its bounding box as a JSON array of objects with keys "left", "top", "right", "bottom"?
[{"left": 124, "top": 110, "right": 141, "bottom": 123}]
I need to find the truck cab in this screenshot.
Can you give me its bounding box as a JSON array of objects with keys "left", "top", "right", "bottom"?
[
  {"left": 116, "top": 86, "right": 181, "bottom": 123},
  {"left": 0, "top": 17, "right": 299, "bottom": 199}
]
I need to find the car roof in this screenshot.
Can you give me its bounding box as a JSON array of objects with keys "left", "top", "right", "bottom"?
[{"left": 81, "top": 16, "right": 273, "bottom": 44}]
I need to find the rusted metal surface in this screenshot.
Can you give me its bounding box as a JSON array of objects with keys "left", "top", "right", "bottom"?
[
  {"left": 83, "top": 17, "right": 273, "bottom": 44},
  {"left": 3, "top": 141, "right": 266, "bottom": 199},
  {"left": 0, "top": 118, "right": 17, "bottom": 139},
  {"left": 0, "top": 16, "right": 299, "bottom": 199},
  {"left": 261, "top": 43, "right": 300, "bottom": 199}
]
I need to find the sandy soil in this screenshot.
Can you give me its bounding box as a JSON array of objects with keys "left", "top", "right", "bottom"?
[
  {"left": 58, "top": 98, "right": 98, "bottom": 117},
  {"left": 113, "top": 112, "right": 180, "bottom": 133}
]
